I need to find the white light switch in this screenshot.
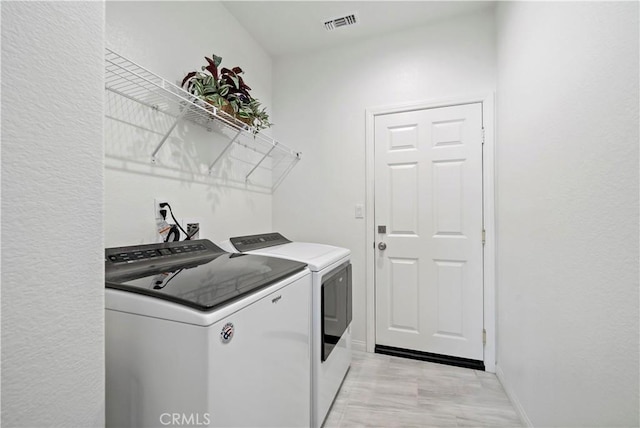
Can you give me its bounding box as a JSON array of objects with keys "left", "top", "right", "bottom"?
[{"left": 355, "top": 204, "right": 364, "bottom": 219}]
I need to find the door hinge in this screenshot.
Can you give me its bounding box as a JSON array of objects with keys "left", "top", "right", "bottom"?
[
  {"left": 482, "top": 329, "right": 487, "bottom": 345},
  {"left": 482, "top": 229, "right": 486, "bottom": 245},
  {"left": 481, "top": 127, "right": 485, "bottom": 145}
]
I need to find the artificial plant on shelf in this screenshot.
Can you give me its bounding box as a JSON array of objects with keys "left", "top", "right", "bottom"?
[
  {"left": 181, "top": 53, "right": 272, "bottom": 133},
  {"left": 181, "top": 54, "right": 228, "bottom": 109}
]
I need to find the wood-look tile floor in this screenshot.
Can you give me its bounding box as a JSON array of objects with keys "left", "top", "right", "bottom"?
[{"left": 323, "top": 351, "right": 523, "bottom": 428}]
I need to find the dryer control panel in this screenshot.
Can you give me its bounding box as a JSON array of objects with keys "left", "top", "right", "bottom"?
[{"left": 230, "top": 233, "right": 291, "bottom": 252}]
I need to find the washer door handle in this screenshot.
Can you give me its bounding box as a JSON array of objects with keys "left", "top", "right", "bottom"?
[{"left": 378, "top": 242, "right": 387, "bottom": 251}]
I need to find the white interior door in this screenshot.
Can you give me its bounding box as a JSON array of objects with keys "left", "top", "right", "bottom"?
[{"left": 374, "top": 103, "right": 484, "bottom": 361}]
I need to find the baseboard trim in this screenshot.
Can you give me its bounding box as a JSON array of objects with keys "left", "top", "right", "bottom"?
[
  {"left": 351, "top": 339, "right": 367, "bottom": 352},
  {"left": 495, "top": 364, "right": 533, "bottom": 427},
  {"left": 375, "top": 345, "right": 485, "bottom": 371}
]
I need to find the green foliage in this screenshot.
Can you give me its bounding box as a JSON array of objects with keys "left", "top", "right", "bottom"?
[
  {"left": 181, "top": 54, "right": 273, "bottom": 132},
  {"left": 245, "top": 98, "right": 272, "bottom": 132}
]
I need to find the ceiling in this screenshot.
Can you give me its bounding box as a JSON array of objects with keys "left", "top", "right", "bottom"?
[{"left": 222, "top": 1, "right": 495, "bottom": 58}]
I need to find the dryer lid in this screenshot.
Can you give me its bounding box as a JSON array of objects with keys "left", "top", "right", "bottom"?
[{"left": 229, "top": 233, "right": 350, "bottom": 271}]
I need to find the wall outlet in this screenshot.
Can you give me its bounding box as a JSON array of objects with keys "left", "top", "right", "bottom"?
[
  {"left": 178, "top": 217, "right": 202, "bottom": 240},
  {"left": 154, "top": 197, "right": 169, "bottom": 220},
  {"left": 154, "top": 198, "right": 172, "bottom": 243},
  {"left": 182, "top": 217, "right": 201, "bottom": 240},
  {"left": 186, "top": 223, "right": 200, "bottom": 240}
]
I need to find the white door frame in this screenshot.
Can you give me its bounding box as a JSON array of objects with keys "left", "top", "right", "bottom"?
[{"left": 364, "top": 94, "right": 496, "bottom": 372}]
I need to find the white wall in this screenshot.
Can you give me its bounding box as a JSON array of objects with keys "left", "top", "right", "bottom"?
[
  {"left": 105, "top": 2, "right": 274, "bottom": 247},
  {"left": 495, "top": 2, "right": 639, "bottom": 426},
  {"left": 1, "top": 2, "right": 105, "bottom": 426},
  {"left": 272, "top": 9, "right": 496, "bottom": 345}
]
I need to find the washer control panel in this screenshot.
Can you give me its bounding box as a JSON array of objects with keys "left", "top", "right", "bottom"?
[
  {"left": 106, "top": 242, "right": 208, "bottom": 264},
  {"left": 105, "top": 239, "right": 222, "bottom": 281}
]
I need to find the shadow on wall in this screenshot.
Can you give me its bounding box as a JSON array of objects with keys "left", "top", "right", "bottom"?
[{"left": 104, "top": 68, "right": 299, "bottom": 195}]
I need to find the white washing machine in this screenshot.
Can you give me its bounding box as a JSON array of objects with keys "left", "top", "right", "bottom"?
[
  {"left": 219, "top": 233, "right": 352, "bottom": 428},
  {"left": 105, "top": 239, "right": 312, "bottom": 428}
]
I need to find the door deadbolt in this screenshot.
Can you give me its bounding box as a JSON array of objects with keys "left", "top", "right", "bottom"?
[
  {"left": 378, "top": 225, "right": 387, "bottom": 234},
  {"left": 378, "top": 242, "right": 387, "bottom": 250}
]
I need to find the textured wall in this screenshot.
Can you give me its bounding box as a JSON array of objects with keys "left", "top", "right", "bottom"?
[
  {"left": 495, "top": 2, "right": 639, "bottom": 426},
  {"left": 272, "top": 9, "right": 496, "bottom": 346},
  {"left": 1, "top": 2, "right": 105, "bottom": 427},
  {"left": 105, "top": 2, "right": 276, "bottom": 247}
]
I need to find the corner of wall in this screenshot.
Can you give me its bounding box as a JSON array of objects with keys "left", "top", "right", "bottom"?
[{"left": 495, "top": 364, "right": 532, "bottom": 428}]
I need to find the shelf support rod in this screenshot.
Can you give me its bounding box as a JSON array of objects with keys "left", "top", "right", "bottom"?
[
  {"left": 246, "top": 143, "right": 277, "bottom": 182},
  {"left": 208, "top": 129, "right": 243, "bottom": 173},
  {"left": 151, "top": 106, "right": 189, "bottom": 163}
]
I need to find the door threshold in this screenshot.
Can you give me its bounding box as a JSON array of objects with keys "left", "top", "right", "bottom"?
[{"left": 375, "top": 345, "right": 485, "bottom": 371}]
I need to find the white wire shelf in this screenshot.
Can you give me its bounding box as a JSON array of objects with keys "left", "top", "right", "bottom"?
[{"left": 104, "top": 48, "right": 301, "bottom": 188}]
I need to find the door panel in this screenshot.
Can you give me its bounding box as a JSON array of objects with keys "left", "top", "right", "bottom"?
[
  {"left": 434, "top": 260, "right": 465, "bottom": 336},
  {"left": 389, "top": 125, "right": 419, "bottom": 151},
  {"left": 388, "top": 257, "right": 419, "bottom": 332},
  {"left": 389, "top": 163, "right": 419, "bottom": 235},
  {"left": 434, "top": 160, "right": 464, "bottom": 234},
  {"left": 374, "top": 103, "right": 483, "bottom": 361}
]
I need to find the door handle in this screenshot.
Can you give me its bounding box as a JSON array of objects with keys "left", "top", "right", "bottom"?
[{"left": 378, "top": 242, "right": 387, "bottom": 251}]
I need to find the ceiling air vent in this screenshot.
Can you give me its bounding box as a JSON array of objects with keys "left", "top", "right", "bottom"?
[{"left": 324, "top": 13, "right": 358, "bottom": 31}]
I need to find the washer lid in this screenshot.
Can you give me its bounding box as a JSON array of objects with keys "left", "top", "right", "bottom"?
[{"left": 105, "top": 240, "right": 307, "bottom": 311}]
